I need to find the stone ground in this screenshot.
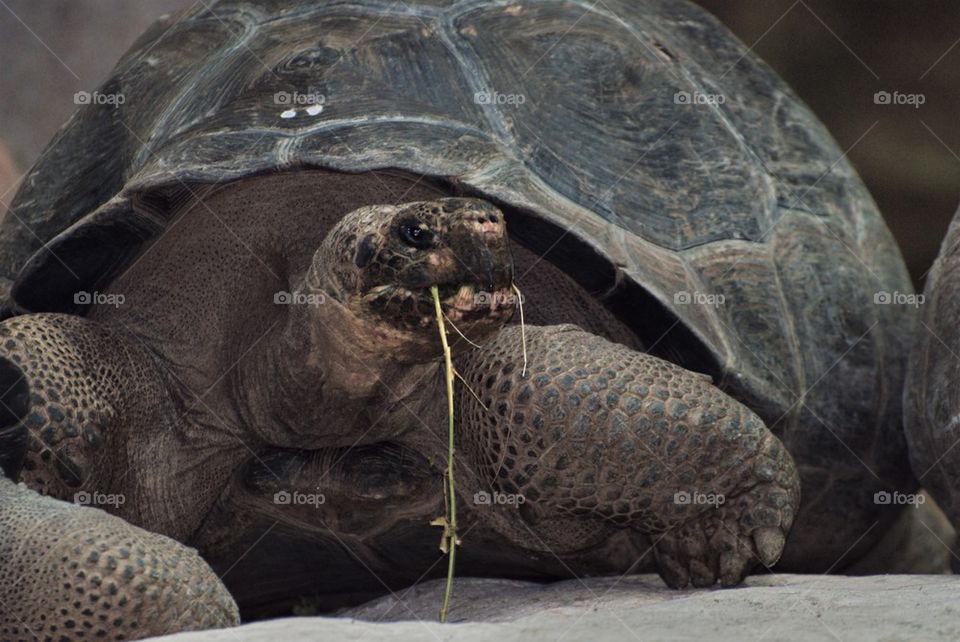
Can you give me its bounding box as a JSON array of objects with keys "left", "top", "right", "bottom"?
[{"left": 151, "top": 574, "right": 960, "bottom": 641}]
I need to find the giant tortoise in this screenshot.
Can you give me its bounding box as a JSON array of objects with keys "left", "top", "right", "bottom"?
[{"left": 0, "top": 0, "right": 915, "bottom": 639}]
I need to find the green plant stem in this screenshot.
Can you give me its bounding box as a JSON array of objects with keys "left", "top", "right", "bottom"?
[{"left": 430, "top": 285, "right": 457, "bottom": 623}]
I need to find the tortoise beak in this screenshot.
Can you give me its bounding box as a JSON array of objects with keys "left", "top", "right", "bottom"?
[{"left": 442, "top": 200, "right": 513, "bottom": 291}]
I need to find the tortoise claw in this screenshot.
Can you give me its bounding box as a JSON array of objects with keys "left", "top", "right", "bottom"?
[{"left": 754, "top": 526, "right": 786, "bottom": 567}]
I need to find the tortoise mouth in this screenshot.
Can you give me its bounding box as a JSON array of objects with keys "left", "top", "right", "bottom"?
[
  {"left": 433, "top": 282, "right": 517, "bottom": 323},
  {"left": 360, "top": 281, "right": 516, "bottom": 329}
]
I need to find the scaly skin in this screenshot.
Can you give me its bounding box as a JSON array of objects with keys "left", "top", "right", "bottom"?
[
  {"left": 455, "top": 325, "right": 800, "bottom": 587},
  {"left": 0, "top": 478, "right": 237, "bottom": 640},
  {"left": 0, "top": 314, "right": 239, "bottom": 638}
]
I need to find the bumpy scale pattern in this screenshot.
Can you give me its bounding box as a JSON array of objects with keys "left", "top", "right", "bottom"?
[
  {"left": 0, "top": 315, "right": 124, "bottom": 497},
  {"left": 0, "top": 478, "right": 238, "bottom": 641},
  {"left": 0, "top": 314, "right": 238, "bottom": 640},
  {"left": 457, "top": 324, "right": 800, "bottom": 587}
]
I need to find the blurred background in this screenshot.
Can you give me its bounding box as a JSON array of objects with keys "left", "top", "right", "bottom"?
[{"left": 0, "top": 0, "right": 957, "bottom": 289}]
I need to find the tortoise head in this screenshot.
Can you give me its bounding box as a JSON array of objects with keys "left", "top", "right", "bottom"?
[{"left": 307, "top": 197, "right": 516, "bottom": 359}]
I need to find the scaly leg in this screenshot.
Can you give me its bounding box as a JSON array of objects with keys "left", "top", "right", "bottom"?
[
  {"left": 0, "top": 478, "right": 237, "bottom": 639},
  {"left": 456, "top": 324, "right": 800, "bottom": 587}
]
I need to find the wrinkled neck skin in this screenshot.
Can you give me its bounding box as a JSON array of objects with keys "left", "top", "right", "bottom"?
[{"left": 238, "top": 272, "right": 443, "bottom": 450}]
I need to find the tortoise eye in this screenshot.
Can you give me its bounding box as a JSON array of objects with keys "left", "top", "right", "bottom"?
[{"left": 398, "top": 222, "right": 434, "bottom": 249}]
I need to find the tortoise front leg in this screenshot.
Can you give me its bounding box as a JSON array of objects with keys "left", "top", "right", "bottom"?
[
  {"left": 455, "top": 324, "right": 800, "bottom": 588},
  {"left": 0, "top": 478, "right": 238, "bottom": 640}
]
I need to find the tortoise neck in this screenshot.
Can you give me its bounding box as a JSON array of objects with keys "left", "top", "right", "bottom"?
[{"left": 237, "top": 277, "right": 435, "bottom": 449}]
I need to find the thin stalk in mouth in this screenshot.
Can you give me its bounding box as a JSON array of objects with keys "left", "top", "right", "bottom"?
[
  {"left": 512, "top": 282, "right": 527, "bottom": 376},
  {"left": 430, "top": 284, "right": 458, "bottom": 623}
]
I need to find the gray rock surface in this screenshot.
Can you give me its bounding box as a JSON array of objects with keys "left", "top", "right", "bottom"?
[{"left": 151, "top": 574, "right": 960, "bottom": 641}]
